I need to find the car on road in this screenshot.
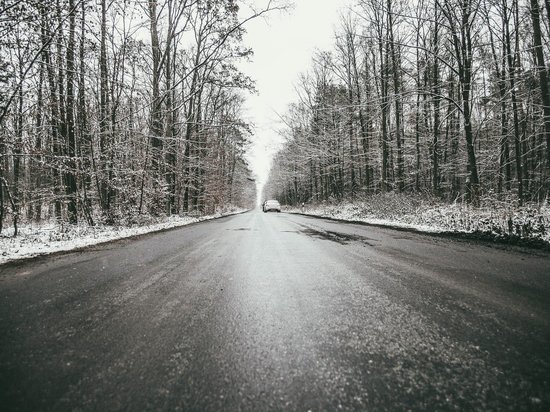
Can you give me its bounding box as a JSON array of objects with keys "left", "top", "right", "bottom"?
[{"left": 263, "top": 199, "right": 281, "bottom": 213}]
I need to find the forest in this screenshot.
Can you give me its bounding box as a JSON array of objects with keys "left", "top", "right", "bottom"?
[
  {"left": 0, "top": 0, "right": 280, "bottom": 235},
  {"left": 265, "top": 0, "right": 550, "bottom": 213}
]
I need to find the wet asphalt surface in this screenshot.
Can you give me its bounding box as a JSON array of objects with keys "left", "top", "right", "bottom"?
[{"left": 1, "top": 210, "right": 549, "bottom": 411}]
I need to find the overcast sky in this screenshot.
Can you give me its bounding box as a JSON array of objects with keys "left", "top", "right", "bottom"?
[{"left": 238, "top": 0, "right": 351, "bottom": 199}]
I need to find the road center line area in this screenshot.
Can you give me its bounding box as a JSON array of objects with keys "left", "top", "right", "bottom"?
[{"left": 1, "top": 211, "right": 549, "bottom": 411}]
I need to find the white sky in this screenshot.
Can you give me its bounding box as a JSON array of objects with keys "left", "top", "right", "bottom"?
[{"left": 238, "top": 0, "right": 351, "bottom": 200}]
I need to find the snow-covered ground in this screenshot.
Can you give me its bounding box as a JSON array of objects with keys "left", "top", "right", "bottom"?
[
  {"left": 285, "top": 193, "right": 550, "bottom": 247},
  {"left": 0, "top": 209, "right": 247, "bottom": 266},
  {"left": 3, "top": 194, "right": 548, "bottom": 266}
]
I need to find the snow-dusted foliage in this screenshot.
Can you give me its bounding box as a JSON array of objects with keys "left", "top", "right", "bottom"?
[
  {"left": 264, "top": 0, "right": 550, "bottom": 235},
  {"left": 0, "top": 0, "right": 269, "bottom": 235},
  {"left": 287, "top": 193, "right": 550, "bottom": 246},
  {"left": 0, "top": 207, "right": 246, "bottom": 265}
]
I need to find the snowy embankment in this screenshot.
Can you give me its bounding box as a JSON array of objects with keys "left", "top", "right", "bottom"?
[
  {"left": 0, "top": 208, "right": 247, "bottom": 265},
  {"left": 286, "top": 193, "right": 550, "bottom": 248}
]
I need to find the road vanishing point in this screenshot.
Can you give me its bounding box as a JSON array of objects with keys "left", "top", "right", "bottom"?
[{"left": 1, "top": 210, "right": 549, "bottom": 411}]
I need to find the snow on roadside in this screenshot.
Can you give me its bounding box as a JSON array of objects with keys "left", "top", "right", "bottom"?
[
  {"left": 285, "top": 194, "right": 550, "bottom": 247},
  {"left": 0, "top": 209, "right": 247, "bottom": 266}
]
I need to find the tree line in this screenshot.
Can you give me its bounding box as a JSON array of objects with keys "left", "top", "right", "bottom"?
[
  {"left": 0, "top": 0, "right": 279, "bottom": 234},
  {"left": 265, "top": 0, "right": 550, "bottom": 209}
]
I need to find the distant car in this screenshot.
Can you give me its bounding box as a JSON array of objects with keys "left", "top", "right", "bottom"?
[{"left": 263, "top": 199, "right": 281, "bottom": 213}]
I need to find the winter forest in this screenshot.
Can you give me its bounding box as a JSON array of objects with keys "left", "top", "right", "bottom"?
[
  {"left": 0, "top": 0, "right": 278, "bottom": 234},
  {"left": 265, "top": 0, "right": 550, "bottom": 213},
  {"left": 1, "top": 0, "right": 550, "bottom": 242}
]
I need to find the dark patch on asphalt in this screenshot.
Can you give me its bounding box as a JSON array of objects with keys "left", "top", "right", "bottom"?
[
  {"left": 291, "top": 212, "right": 550, "bottom": 253},
  {"left": 230, "top": 228, "right": 252, "bottom": 231},
  {"left": 300, "top": 227, "right": 375, "bottom": 246}
]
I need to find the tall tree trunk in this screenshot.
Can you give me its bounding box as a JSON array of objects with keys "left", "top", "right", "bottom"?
[
  {"left": 65, "top": 0, "right": 78, "bottom": 224},
  {"left": 379, "top": 35, "right": 390, "bottom": 192},
  {"left": 432, "top": 2, "right": 441, "bottom": 195},
  {"left": 41, "top": 7, "right": 61, "bottom": 219},
  {"left": 359, "top": 49, "right": 373, "bottom": 191},
  {"left": 505, "top": 0, "right": 523, "bottom": 204},
  {"left": 54, "top": 1, "right": 66, "bottom": 219},
  {"left": 13, "top": 44, "right": 24, "bottom": 232},
  {"left": 443, "top": 0, "right": 480, "bottom": 205},
  {"left": 529, "top": 0, "right": 550, "bottom": 195},
  {"left": 488, "top": 12, "right": 511, "bottom": 195},
  {"left": 165, "top": 41, "right": 177, "bottom": 215},
  {"left": 183, "top": 33, "right": 203, "bottom": 213},
  {"left": 346, "top": 36, "right": 356, "bottom": 197},
  {"left": 387, "top": 0, "right": 404, "bottom": 191},
  {"left": 99, "top": 0, "right": 111, "bottom": 218},
  {"left": 148, "top": 0, "right": 164, "bottom": 213},
  {"left": 414, "top": 29, "right": 423, "bottom": 193},
  {"left": 78, "top": 0, "right": 93, "bottom": 225}
]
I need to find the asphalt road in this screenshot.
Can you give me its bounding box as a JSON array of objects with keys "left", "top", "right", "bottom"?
[{"left": 1, "top": 210, "right": 549, "bottom": 411}]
